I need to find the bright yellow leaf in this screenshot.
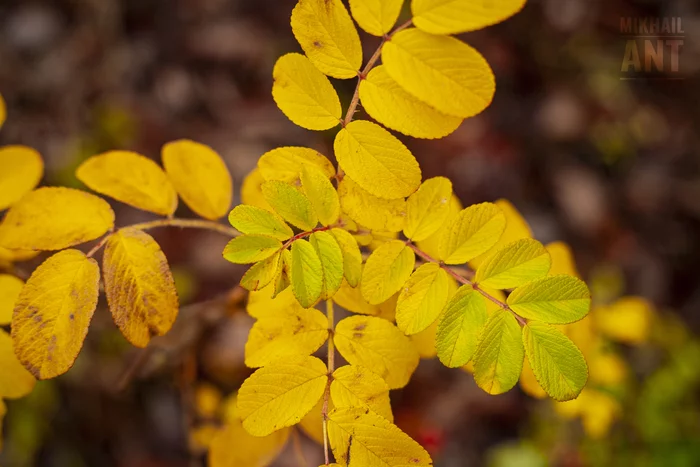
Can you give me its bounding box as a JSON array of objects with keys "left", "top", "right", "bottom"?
[
  {"left": 262, "top": 180, "right": 318, "bottom": 231},
  {"left": 291, "top": 0, "right": 363, "bottom": 79},
  {"left": 272, "top": 53, "right": 342, "bottom": 130},
  {"left": 0, "top": 187, "right": 114, "bottom": 251},
  {"left": 240, "top": 251, "right": 282, "bottom": 291},
  {"left": 411, "top": 320, "right": 438, "bottom": 359},
  {"left": 290, "top": 239, "right": 324, "bottom": 308},
  {"left": 258, "top": 146, "right": 335, "bottom": 183},
  {"left": 474, "top": 238, "right": 551, "bottom": 289},
  {"left": 162, "top": 139, "right": 233, "bottom": 220},
  {"left": 436, "top": 285, "right": 488, "bottom": 368},
  {"left": 382, "top": 29, "right": 495, "bottom": 118},
  {"left": 348, "top": 0, "right": 403, "bottom": 36},
  {"left": 12, "top": 249, "right": 100, "bottom": 379},
  {"left": 361, "top": 240, "right": 415, "bottom": 305},
  {"left": 412, "top": 0, "right": 527, "bottom": 35},
  {"left": 223, "top": 235, "right": 282, "bottom": 264},
  {"left": 247, "top": 286, "right": 302, "bottom": 320},
  {"left": 335, "top": 120, "right": 421, "bottom": 200},
  {"left": 331, "top": 364, "right": 393, "bottom": 421},
  {"left": 396, "top": 263, "right": 450, "bottom": 335},
  {"left": 470, "top": 199, "right": 532, "bottom": 268},
  {"left": 238, "top": 356, "right": 328, "bottom": 436},
  {"left": 337, "top": 177, "right": 406, "bottom": 232},
  {"left": 416, "top": 194, "right": 462, "bottom": 258},
  {"left": 76, "top": 151, "right": 178, "bottom": 216},
  {"left": 546, "top": 241, "right": 580, "bottom": 277},
  {"left": 594, "top": 296, "right": 653, "bottom": 344},
  {"left": 439, "top": 202, "right": 506, "bottom": 264},
  {"left": 241, "top": 168, "right": 273, "bottom": 211},
  {"left": 330, "top": 229, "right": 362, "bottom": 287},
  {"left": 520, "top": 355, "right": 547, "bottom": 399},
  {"left": 0, "top": 247, "right": 39, "bottom": 265},
  {"left": 0, "top": 145, "right": 44, "bottom": 211},
  {"left": 0, "top": 274, "right": 23, "bottom": 325},
  {"left": 228, "top": 205, "right": 293, "bottom": 241},
  {"left": 507, "top": 275, "right": 590, "bottom": 324},
  {"left": 404, "top": 177, "right": 453, "bottom": 242},
  {"left": 473, "top": 309, "right": 524, "bottom": 395},
  {"left": 209, "top": 416, "right": 289, "bottom": 467},
  {"left": 299, "top": 397, "right": 327, "bottom": 445},
  {"left": 334, "top": 315, "right": 419, "bottom": 389},
  {"left": 301, "top": 165, "right": 340, "bottom": 226},
  {"left": 0, "top": 329, "right": 35, "bottom": 398},
  {"left": 310, "top": 231, "right": 344, "bottom": 299},
  {"left": 333, "top": 279, "right": 380, "bottom": 315}
]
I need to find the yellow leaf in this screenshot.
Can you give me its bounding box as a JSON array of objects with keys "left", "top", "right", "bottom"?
[
  {"left": 245, "top": 306, "right": 329, "bottom": 367},
  {"left": 473, "top": 309, "right": 523, "bottom": 395},
  {"left": 12, "top": 249, "right": 100, "bottom": 379},
  {"left": 194, "top": 383, "right": 222, "bottom": 419},
  {"left": 520, "top": 355, "right": 547, "bottom": 399},
  {"left": 290, "top": 239, "right": 324, "bottom": 308},
  {"left": 0, "top": 247, "right": 39, "bottom": 265},
  {"left": 333, "top": 279, "right": 380, "bottom": 315},
  {"left": 360, "top": 66, "right": 463, "bottom": 139},
  {"left": 0, "top": 187, "right": 114, "bottom": 251},
  {"left": 0, "top": 329, "right": 35, "bottom": 398},
  {"left": 0, "top": 274, "right": 23, "bottom": 325},
  {"left": 291, "top": 0, "right": 363, "bottom": 79},
  {"left": 557, "top": 389, "right": 621, "bottom": 438},
  {"left": 507, "top": 275, "right": 590, "bottom": 324},
  {"left": 262, "top": 180, "right": 318, "bottom": 231},
  {"left": 301, "top": 165, "right": 340, "bottom": 226},
  {"left": 240, "top": 251, "right": 282, "bottom": 291},
  {"left": 247, "top": 287, "right": 302, "bottom": 320},
  {"left": 382, "top": 29, "right": 495, "bottom": 118},
  {"left": 228, "top": 205, "right": 293, "bottom": 241},
  {"left": 404, "top": 177, "right": 453, "bottom": 242},
  {"left": 361, "top": 240, "right": 415, "bottom": 305},
  {"left": 334, "top": 315, "right": 419, "bottom": 389},
  {"left": 439, "top": 202, "right": 506, "bottom": 264},
  {"left": 103, "top": 228, "right": 179, "bottom": 348},
  {"left": 238, "top": 356, "right": 328, "bottom": 436},
  {"left": 241, "top": 168, "right": 273, "bottom": 211},
  {"left": 396, "top": 263, "right": 450, "bottom": 335},
  {"left": 589, "top": 350, "right": 627, "bottom": 386},
  {"left": 273, "top": 249, "right": 293, "bottom": 298},
  {"left": 310, "top": 231, "right": 344, "bottom": 299},
  {"left": 299, "top": 397, "right": 327, "bottom": 445},
  {"left": 349, "top": 0, "right": 403, "bottom": 36},
  {"left": 328, "top": 407, "right": 433, "bottom": 466},
  {"left": 209, "top": 417, "right": 289, "bottom": 467},
  {"left": 470, "top": 199, "right": 532, "bottom": 268},
  {"left": 331, "top": 364, "right": 393, "bottom": 421},
  {"left": 258, "top": 147, "right": 335, "bottom": 183},
  {"left": 0, "top": 93, "right": 5, "bottom": 129},
  {"left": 0, "top": 145, "right": 44, "bottom": 211},
  {"left": 416, "top": 194, "right": 462, "bottom": 258},
  {"left": 335, "top": 120, "right": 421, "bottom": 200},
  {"left": 436, "top": 285, "right": 488, "bottom": 368},
  {"left": 412, "top": 0, "right": 527, "bottom": 35},
  {"left": 162, "top": 139, "right": 233, "bottom": 220},
  {"left": 272, "top": 53, "right": 342, "bottom": 131},
  {"left": 411, "top": 320, "right": 438, "bottom": 359},
  {"left": 223, "top": 234, "right": 282, "bottom": 264},
  {"left": 594, "top": 296, "right": 653, "bottom": 344},
  {"left": 474, "top": 238, "right": 551, "bottom": 289},
  {"left": 546, "top": 241, "right": 580, "bottom": 277},
  {"left": 338, "top": 177, "right": 406, "bottom": 233},
  {"left": 76, "top": 151, "right": 178, "bottom": 216},
  {"left": 330, "top": 229, "right": 362, "bottom": 287}
]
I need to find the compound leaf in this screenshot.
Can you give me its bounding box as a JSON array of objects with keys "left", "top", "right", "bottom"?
[
  {"left": 330, "top": 228, "right": 362, "bottom": 287},
  {"left": 439, "top": 202, "right": 506, "bottom": 264},
  {"left": 228, "top": 205, "right": 293, "bottom": 241},
  {"left": 310, "top": 231, "right": 344, "bottom": 299},
  {"left": 396, "top": 263, "right": 450, "bottom": 335},
  {"left": 331, "top": 364, "right": 393, "bottom": 421},
  {"left": 0, "top": 145, "right": 44, "bottom": 211},
  {"left": 0, "top": 329, "right": 36, "bottom": 398},
  {"left": 0, "top": 274, "right": 23, "bottom": 325},
  {"left": 301, "top": 165, "right": 340, "bottom": 226},
  {"left": 348, "top": 0, "right": 403, "bottom": 36},
  {"left": 473, "top": 309, "right": 524, "bottom": 395},
  {"left": 404, "top": 177, "right": 453, "bottom": 242},
  {"left": 258, "top": 147, "right": 335, "bottom": 183},
  {"left": 436, "top": 285, "right": 489, "bottom": 368},
  {"left": 412, "top": 0, "right": 527, "bottom": 35},
  {"left": 262, "top": 180, "right": 318, "bottom": 231},
  {"left": 475, "top": 238, "right": 551, "bottom": 289},
  {"left": 290, "top": 239, "right": 324, "bottom": 308},
  {"left": 507, "top": 275, "right": 590, "bottom": 324},
  {"left": 338, "top": 177, "right": 406, "bottom": 233},
  {"left": 361, "top": 240, "right": 415, "bottom": 305},
  {"left": 223, "top": 235, "right": 282, "bottom": 264}
]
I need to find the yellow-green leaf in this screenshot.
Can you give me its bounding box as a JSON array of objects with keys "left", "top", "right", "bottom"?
[
  {"left": 103, "top": 228, "right": 179, "bottom": 348},
  {"left": 273, "top": 249, "right": 293, "bottom": 297},
  {"left": 209, "top": 417, "right": 289, "bottom": 467},
  {"left": 475, "top": 238, "right": 551, "bottom": 289},
  {"left": 360, "top": 66, "right": 462, "bottom": 139},
  {"left": 228, "top": 205, "right": 293, "bottom": 241},
  {"left": 223, "top": 235, "right": 282, "bottom": 264},
  {"left": 272, "top": 53, "right": 342, "bottom": 130},
  {"left": 238, "top": 356, "right": 328, "bottom": 436},
  {"left": 334, "top": 315, "right": 419, "bottom": 389},
  {"left": 439, "top": 202, "right": 506, "bottom": 264},
  {"left": 310, "top": 231, "right": 344, "bottom": 299},
  {"left": 0, "top": 329, "right": 36, "bottom": 398},
  {"left": 291, "top": 0, "right": 363, "bottom": 79},
  {"left": 0, "top": 274, "right": 23, "bottom": 325},
  {"left": 331, "top": 364, "right": 393, "bottom": 421},
  {"left": 262, "top": 180, "right": 318, "bottom": 231},
  {"left": 290, "top": 239, "right": 324, "bottom": 308},
  {"left": 335, "top": 120, "right": 421, "bottom": 200},
  {"left": 12, "top": 249, "right": 100, "bottom": 379},
  {"left": 241, "top": 168, "right": 273, "bottom": 211},
  {"left": 436, "top": 285, "right": 489, "bottom": 368},
  {"left": 523, "top": 321, "right": 588, "bottom": 401},
  {"left": 240, "top": 251, "right": 282, "bottom": 291},
  {"left": 328, "top": 407, "right": 433, "bottom": 466},
  {"left": 0, "top": 145, "right": 44, "bottom": 211},
  {"left": 361, "top": 240, "right": 415, "bottom": 305},
  {"left": 76, "top": 151, "right": 178, "bottom": 216},
  {"left": 507, "top": 275, "right": 590, "bottom": 324},
  {"left": 0, "top": 187, "right": 114, "bottom": 251},
  {"left": 404, "top": 177, "right": 453, "bottom": 241},
  {"left": 396, "top": 263, "right": 450, "bottom": 335},
  {"left": 301, "top": 165, "right": 340, "bottom": 226},
  {"left": 338, "top": 177, "right": 406, "bottom": 233},
  {"left": 348, "top": 0, "right": 403, "bottom": 36},
  {"left": 162, "top": 139, "right": 233, "bottom": 220},
  {"left": 330, "top": 228, "right": 362, "bottom": 287},
  {"left": 258, "top": 147, "right": 335, "bottom": 183},
  {"left": 412, "top": 0, "right": 527, "bottom": 35},
  {"left": 473, "top": 309, "right": 524, "bottom": 395},
  {"left": 245, "top": 307, "right": 329, "bottom": 367},
  {"left": 470, "top": 199, "right": 532, "bottom": 268},
  {"left": 382, "top": 29, "right": 495, "bottom": 118}
]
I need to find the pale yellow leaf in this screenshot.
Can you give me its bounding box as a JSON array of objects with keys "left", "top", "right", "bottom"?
[
  {"left": 12, "top": 249, "right": 100, "bottom": 379},
  {"left": 0, "top": 274, "right": 23, "bottom": 325},
  {"left": 404, "top": 177, "right": 453, "bottom": 242},
  {"left": 382, "top": 29, "right": 495, "bottom": 118},
  {"left": 0, "top": 145, "right": 44, "bottom": 211},
  {"left": 439, "top": 202, "right": 506, "bottom": 264},
  {"left": 473, "top": 309, "right": 524, "bottom": 395},
  {"left": 310, "top": 231, "right": 344, "bottom": 299},
  {"left": 262, "top": 180, "right": 318, "bottom": 231},
  {"left": 258, "top": 147, "right": 335, "bottom": 183},
  {"left": 162, "top": 139, "right": 233, "bottom": 220},
  {"left": 470, "top": 199, "right": 532, "bottom": 268},
  {"left": 594, "top": 296, "right": 653, "bottom": 344},
  {"left": 412, "top": 0, "right": 527, "bottom": 35},
  {"left": 223, "top": 234, "right": 282, "bottom": 264},
  {"left": 475, "top": 238, "right": 551, "bottom": 289},
  {"left": 361, "top": 240, "right": 415, "bottom": 305},
  {"left": 76, "top": 151, "right": 178, "bottom": 216},
  {"left": 290, "top": 239, "right": 324, "bottom": 308},
  {"left": 334, "top": 315, "right": 419, "bottom": 389},
  {"left": 247, "top": 287, "right": 302, "bottom": 320},
  {"left": 241, "top": 168, "right": 273, "bottom": 211},
  {"left": 396, "top": 263, "right": 450, "bottom": 335},
  {"left": 415, "top": 194, "right": 462, "bottom": 258},
  {"left": 333, "top": 279, "right": 380, "bottom": 315},
  {"left": 209, "top": 418, "right": 289, "bottom": 467},
  {"left": 228, "top": 205, "right": 293, "bottom": 241},
  {"left": 240, "top": 251, "right": 282, "bottom": 291},
  {"left": 546, "top": 241, "right": 580, "bottom": 277},
  {"left": 291, "top": 0, "right": 363, "bottom": 79},
  {"left": 411, "top": 320, "right": 438, "bottom": 359},
  {"left": 436, "top": 285, "right": 489, "bottom": 368},
  {"left": 238, "top": 356, "right": 328, "bottom": 436},
  {"left": 301, "top": 165, "right": 340, "bottom": 226},
  {"left": 335, "top": 120, "right": 421, "bottom": 200},
  {"left": 349, "top": 0, "right": 404, "bottom": 36},
  {"left": 0, "top": 329, "right": 35, "bottom": 398},
  {"left": 331, "top": 364, "right": 393, "bottom": 421},
  {"left": 337, "top": 177, "right": 406, "bottom": 233},
  {"left": 0, "top": 247, "right": 39, "bottom": 265},
  {"left": 0, "top": 187, "right": 114, "bottom": 251},
  {"left": 330, "top": 228, "right": 362, "bottom": 287},
  {"left": 272, "top": 53, "right": 342, "bottom": 130}
]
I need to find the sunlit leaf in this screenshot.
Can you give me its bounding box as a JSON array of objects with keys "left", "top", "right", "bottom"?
[
  {"left": 258, "top": 147, "right": 335, "bottom": 183},
  {"left": 404, "top": 177, "right": 453, "bottom": 242},
  {"left": 330, "top": 229, "right": 362, "bottom": 287},
  {"left": 361, "top": 240, "right": 415, "bottom": 305},
  {"left": 301, "top": 165, "right": 340, "bottom": 226},
  {"left": 223, "top": 235, "right": 282, "bottom": 264},
  {"left": 473, "top": 309, "right": 523, "bottom": 395},
  {"left": 331, "top": 364, "right": 393, "bottom": 421},
  {"left": 338, "top": 177, "right": 406, "bottom": 233},
  {"left": 290, "top": 239, "right": 324, "bottom": 308},
  {"left": 474, "top": 238, "right": 551, "bottom": 289},
  {"left": 396, "top": 263, "right": 450, "bottom": 335},
  {"left": 348, "top": 0, "right": 403, "bottom": 36},
  {"left": 412, "top": 0, "right": 527, "bottom": 35},
  {"left": 439, "top": 202, "right": 506, "bottom": 264},
  {"left": 507, "top": 275, "right": 590, "bottom": 324}
]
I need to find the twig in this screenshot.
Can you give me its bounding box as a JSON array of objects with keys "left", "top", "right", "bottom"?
[{"left": 322, "top": 299, "right": 336, "bottom": 465}]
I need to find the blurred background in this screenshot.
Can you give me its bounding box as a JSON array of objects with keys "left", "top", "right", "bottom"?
[{"left": 1, "top": 0, "right": 699, "bottom": 465}]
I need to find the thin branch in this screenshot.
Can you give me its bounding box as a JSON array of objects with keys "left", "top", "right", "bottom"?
[
  {"left": 282, "top": 225, "right": 332, "bottom": 250},
  {"left": 129, "top": 218, "right": 239, "bottom": 237},
  {"left": 322, "top": 299, "right": 336, "bottom": 465}
]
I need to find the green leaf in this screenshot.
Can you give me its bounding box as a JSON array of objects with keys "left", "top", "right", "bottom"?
[
  {"left": 330, "top": 228, "right": 362, "bottom": 287},
  {"left": 262, "top": 180, "right": 318, "bottom": 231},
  {"left": 404, "top": 177, "right": 453, "bottom": 241},
  {"left": 439, "top": 202, "right": 506, "bottom": 264},
  {"left": 473, "top": 309, "right": 524, "bottom": 395},
  {"left": 290, "top": 239, "right": 323, "bottom": 308},
  {"left": 361, "top": 240, "right": 415, "bottom": 305},
  {"left": 436, "top": 285, "right": 488, "bottom": 368},
  {"left": 228, "top": 205, "right": 294, "bottom": 241},
  {"left": 300, "top": 165, "right": 340, "bottom": 226},
  {"left": 396, "top": 263, "right": 450, "bottom": 335},
  {"left": 523, "top": 321, "right": 588, "bottom": 401},
  {"left": 309, "top": 231, "right": 344, "bottom": 299},
  {"left": 223, "top": 235, "right": 282, "bottom": 264},
  {"left": 474, "top": 238, "right": 551, "bottom": 289},
  {"left": 507, "top": 275, "right": 590, "bottom": 324}
]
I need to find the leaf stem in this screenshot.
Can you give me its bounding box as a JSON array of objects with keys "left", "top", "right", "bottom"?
[
  {"left": 281, "top": 225, "right": 332, "bottom": 250},
  {"left": 322, "top": 299, "right": 335, "bottom": 465}
]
